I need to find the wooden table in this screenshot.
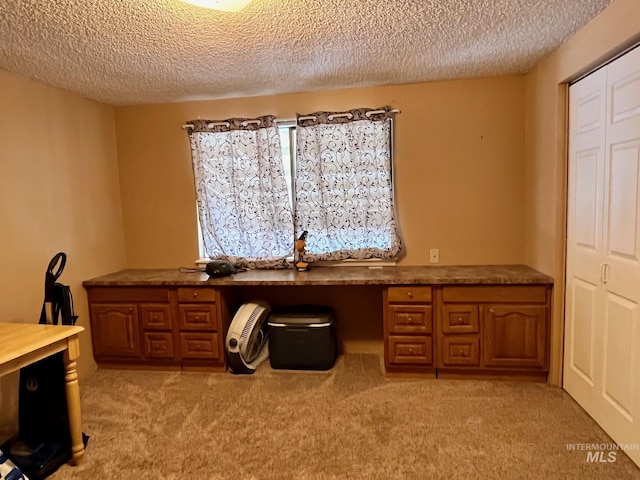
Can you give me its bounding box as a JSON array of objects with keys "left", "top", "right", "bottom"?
[{"left": 0, "top": 323, "right": 85, "bottom": 465}]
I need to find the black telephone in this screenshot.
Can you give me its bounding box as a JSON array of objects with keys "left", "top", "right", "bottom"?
[{"left": 205, "top": 259, "right": 236, "bottom": 277}]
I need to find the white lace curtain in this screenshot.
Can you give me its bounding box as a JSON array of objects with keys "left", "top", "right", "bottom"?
[
  {"left": 295, "top": 107, "right": 402, "bottom": 261},
  {"left": 187, "top": 116, "right": 293, "bottom": 269}
]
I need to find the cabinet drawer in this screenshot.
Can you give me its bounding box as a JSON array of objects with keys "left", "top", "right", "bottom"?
[
  {"left": 140, "top": 304, "right": 172, "bottom": 330},
  {"left": 442, "top": 336, "right": 480, "bottom": 366},
  {"left": 143, "top": 332, "right": 175, "bottom": 359},
  {"left": 180, "top": 333, "right": 219, "bottom": 359},
  {"left": 388, "top": 286, "right": 432, "bottom": 303},
  {"left": 179, "top": 305, "right": 217, "bottom": 331},
  {"left": 388, "top": 305, "right": 432, "bottom": 334},
  {"left": 442, "top": 304, "right": 479, "bottom": 334},
  {"left": 177, "top": 288, "right": 216, "bottom": 303},
  {"left": 388, "top": 335, "right": 432, "bottom": 365},
  {"left": 88, "top": 287, "right": 170, "bottom": 303},
  {"left": 442, "top": 285, "right": 547, "bottom": 303}
]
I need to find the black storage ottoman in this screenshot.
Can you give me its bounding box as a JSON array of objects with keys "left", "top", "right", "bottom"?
[{"left": 268, "top": 306, "right": 337, "bottom": 370}]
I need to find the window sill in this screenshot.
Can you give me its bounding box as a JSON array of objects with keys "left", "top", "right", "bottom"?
[
  {"left": 195, "top": 258, "right": 396, "bottom": 268},
  {"left": 311, "top": 259, "right": 396, "bottom": 268}
]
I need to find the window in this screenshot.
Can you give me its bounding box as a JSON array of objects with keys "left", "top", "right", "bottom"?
[
  {"left": 278, "top": 122, "right": 296, "bottom": 209},
  {"left": 189, "top": 116, "right": 293, "bottom": 269},
  {"left": 293, "top": 109, "right": 401, "bottom": 263},
  {"left": 188, "top": 107, "right": 401, "bottom": 268}
]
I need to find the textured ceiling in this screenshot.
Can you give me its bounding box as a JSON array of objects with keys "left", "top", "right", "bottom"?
[{"left": 0, "top": 0, "right": 613, "bottom": 106}]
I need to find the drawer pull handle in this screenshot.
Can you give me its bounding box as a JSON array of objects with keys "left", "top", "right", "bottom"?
[
  {"left": 193, "top": 292, "right": 198, "bottom": 298},
  {"left": 407, "top": 292, "right": 413, "bottom": 298}
]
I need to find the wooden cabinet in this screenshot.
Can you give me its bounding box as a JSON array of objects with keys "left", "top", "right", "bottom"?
[
  {"left": 437, "top": 285, "right": 550, "bottom": 381},
  {"left": 86, "top": 286, "right": 234, "bottom": 371},
  {"left": 384, "top": 286, "right": 434, "bottom": 375},
  {"left": 383, "top": 284, "right": 551, "bottom": 380},
  {"left": 87, "top": 287, "right": 179, "bottom": 369}
]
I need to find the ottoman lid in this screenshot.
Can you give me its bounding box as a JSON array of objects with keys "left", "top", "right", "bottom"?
[{"left": 268, "top": 305, "right": 333, "bottom": 326}]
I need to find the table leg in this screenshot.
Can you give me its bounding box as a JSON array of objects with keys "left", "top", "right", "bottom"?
[{"left": 63, "top": 336, "right": 85, "bottom": 465}]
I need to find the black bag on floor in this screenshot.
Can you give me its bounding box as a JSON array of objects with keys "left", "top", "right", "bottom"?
[{"left": 3, "top": 253, "right": 85, "bottom": 480}]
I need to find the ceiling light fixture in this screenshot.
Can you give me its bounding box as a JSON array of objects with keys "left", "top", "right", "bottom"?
[{"left": 180, "top": 0, "right": 253, "bottom": 12}]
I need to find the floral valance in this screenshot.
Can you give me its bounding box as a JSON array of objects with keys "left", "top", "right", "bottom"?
[
  {"left": 296, "top": 106, "right": 397, "bottom": 127},
  {"left": 185, "top": 115, "right": 277, "bottom": 133}
]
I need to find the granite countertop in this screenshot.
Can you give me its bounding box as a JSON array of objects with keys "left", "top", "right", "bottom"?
[{"left": 83, "top": 264, "right": 553, "bottom": 287}]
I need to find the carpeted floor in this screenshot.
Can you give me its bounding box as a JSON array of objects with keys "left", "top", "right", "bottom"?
[{"left": 49, "top": 354, "right": 640, "bottom": 480}]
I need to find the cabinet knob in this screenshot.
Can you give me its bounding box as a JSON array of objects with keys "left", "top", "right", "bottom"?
[
  {"left": 152, "top": 315, "right": 158, "bottom": 320},
  {"left": 408, "top": 317, "right": 413, "bottom": 323},
  {"left": 193, "top": 292, "right": 198, "bottom": 298},
  {"left": 407, "top": 292, "right": 413, "bottom": 298},
  {"left": 195, "top": 316, "right": 200, "bottom": 321},
  {"left": 128, "top": 307, "right": 133, "bottom": 313},
  {"left": 457, "top": 317, "right": 464, "bottom": 324}
]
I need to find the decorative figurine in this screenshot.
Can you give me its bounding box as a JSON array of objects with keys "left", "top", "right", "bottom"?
[{"left": 295, "top": 230, "right": 310, "bottom": 271}]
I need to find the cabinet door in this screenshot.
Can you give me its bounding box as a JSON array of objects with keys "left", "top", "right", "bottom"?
[
  {"left": 483, "top": 305, "right": 547, "bottom": 368},
  {"left": 90, "top": 304, "right": 141, "bottom": 358}
]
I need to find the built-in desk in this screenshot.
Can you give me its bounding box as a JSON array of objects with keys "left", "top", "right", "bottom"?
[{"left": 83, "top": 265, "right": 553, "bottom": 380}]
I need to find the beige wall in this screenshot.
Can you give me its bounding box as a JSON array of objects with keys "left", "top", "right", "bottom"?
[
  {"left": 0, "top": 70, "right": 126, "bottom": 435},
  {"left": 115, "top": 76, "right": 527, "bottom": 268},
  {"left": 524, "top": 0, "right": 640, "bottom": 385}
]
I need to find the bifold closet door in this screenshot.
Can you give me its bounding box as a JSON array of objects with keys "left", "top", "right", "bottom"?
[
  {"left": 565, "top": 45, "right": 640, "bottom": 467},
  {"left": 564, "top": 68, "right": 606, "bottom": 416}
]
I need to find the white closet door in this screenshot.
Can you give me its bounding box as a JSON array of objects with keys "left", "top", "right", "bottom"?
[
  {"left": 564, "top": 68, "right": 606, "bottom": 414},
  {"left": 600, "top": 45, "right": 640, "bottom": 457},
  {"left": 565, "top": 46, "right": 640, "bottom": 467}
]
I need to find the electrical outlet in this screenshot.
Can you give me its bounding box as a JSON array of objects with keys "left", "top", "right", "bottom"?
[{"left": 429, "top": 248, "right": 440, "bottom": 264}]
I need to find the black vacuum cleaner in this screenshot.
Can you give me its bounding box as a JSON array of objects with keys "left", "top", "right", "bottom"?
[{"left": 3, "top": 253, "right": 85, "bottom": 480}]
